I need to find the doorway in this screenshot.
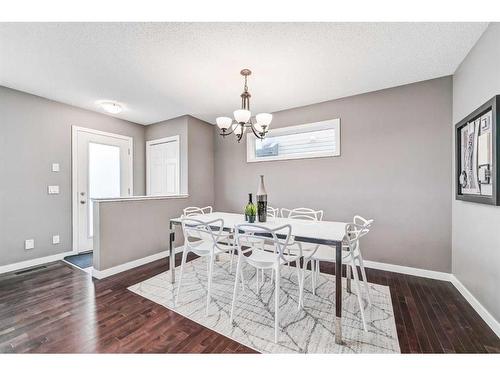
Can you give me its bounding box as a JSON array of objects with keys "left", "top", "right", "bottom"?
[{"left": 72, "top": 126, "right": 133, "bottom": 253}]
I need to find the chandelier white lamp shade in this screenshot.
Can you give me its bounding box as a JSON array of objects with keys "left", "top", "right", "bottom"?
[{"left": 216, "top": 69, "right": 272, "bottom": 142}]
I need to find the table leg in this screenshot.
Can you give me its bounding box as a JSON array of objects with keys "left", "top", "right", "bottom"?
[
  {"left": 335, "top": 240, "right": 343, "bottom": 344},
  {"left": 169, "top": 221, "right": 175, "bottom": 284},
  {"left": 346, "top": 263, "right": 352, "bottom": 294}
]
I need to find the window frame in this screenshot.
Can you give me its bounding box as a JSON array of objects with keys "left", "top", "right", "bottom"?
[{"left": 246, "top": 118, "right": 341, "bottom": 163}]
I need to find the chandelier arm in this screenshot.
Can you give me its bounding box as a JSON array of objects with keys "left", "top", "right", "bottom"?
[
  {"left": 219, "top": 123, "right": 237, "bottom": 137},
  {"left": 248, "top": 122, "right": 265, "bottom": 139},
  {"left": 235, "top": 127, "right": 244, "bottom": 142}
]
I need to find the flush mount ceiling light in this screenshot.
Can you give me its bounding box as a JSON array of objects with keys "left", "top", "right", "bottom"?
[
  {"left": 216, "top": 69, "right": 272, "bottom": 142},
  {"left": 98, "top": 101, "right": 123, "bottom": 114}
]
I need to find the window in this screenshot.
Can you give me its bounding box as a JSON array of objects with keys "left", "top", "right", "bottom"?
[{"left": 246, "top": 119, "right": 340, "bottom": 162}]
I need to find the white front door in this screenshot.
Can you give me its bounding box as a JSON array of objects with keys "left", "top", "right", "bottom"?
[
  {"left": 146, "top": 136, "right": 180, "bottom": 196},
  {"left": 73, "top": 127, "right": 133, "bottom": 253}
]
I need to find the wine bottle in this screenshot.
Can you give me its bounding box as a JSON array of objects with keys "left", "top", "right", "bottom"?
[
  {"left": 245, "top": 193, "right": 255, "bottom": 222},
  {"left": 257, "top": 175, "right": 267, "bottom": 222}
]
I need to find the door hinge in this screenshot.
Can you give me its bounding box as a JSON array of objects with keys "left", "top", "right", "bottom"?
[
  {"left": 128, "top": 148, "right": 131, "bottom": 155},
  {"left": 128, "top": 188, "right": 131, "bottom": 195}
]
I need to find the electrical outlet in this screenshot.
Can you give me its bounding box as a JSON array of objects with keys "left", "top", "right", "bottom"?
[
  {"left": 48, "top": 185, "right": 60, "bottom": 194},
  {"left": 52, "top": 235, "right": 60, "bottom": 244},
  {"left": 52, "top": 163, "right": 60, "bottom": 172},
  {"left": 25, "top": 239, "right": 35, "bottom": 250}
]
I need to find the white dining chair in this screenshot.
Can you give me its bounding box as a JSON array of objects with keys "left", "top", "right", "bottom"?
[
  {"left": 230, "top": 223, "right": 304, "bottom": 343},
  {"left": 310, "top": 215, "right": 373, "bottom": 301},
  {"left": 280, "top": 207, "right": 323, "bottom": 276},
  {"left": 176, "top": 217, "right": 238, "bottom": 315},
  {"left": 183, "top": 205, "right": 238, "bottom": 273},
  {"left": 308, "top": 217, "right": 374, "bottom": 332},
  {"left": 183, "top": 206, "right": 213, "bottom": 216},
  {"left": 281, "top": 207, "right": 323, "bottom": 221},
  {"left": 267, "top": 206, "right": 279, "bottom": 218}
]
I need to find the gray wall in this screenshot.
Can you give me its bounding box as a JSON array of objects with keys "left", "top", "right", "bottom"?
[
  {"left": 94, "top": 116, "right": 214, "bottom": 271},
  {"left": 94, "top": 197, "right": 189, "bottom": 270},
  {"left": 0, "top": 86, "right": 145, "bottom": 266},
  {"left": 144, "top": 115, "right": 214, "bottom": 203},
  {"left": 145, "top": 115, "right": 189, "bottom": 195},
  {"left": 187, "top": 116, "right": 215, "bottom": 208},
  {"left": 215, "top": 76, "right": 453, "bottom": 272},
  {"left": 452, "top": 23, "right": 500, "bottom": 321}
]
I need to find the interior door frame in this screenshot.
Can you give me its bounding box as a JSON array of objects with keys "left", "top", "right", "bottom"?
[
  {"left": 71, "top": 125, "right": 134, "bottom": 253},
  {"left": 146, "top": 135, "right": 180, "bottom": 196}
]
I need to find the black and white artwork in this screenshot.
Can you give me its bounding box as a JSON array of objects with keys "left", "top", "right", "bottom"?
[{"left": 456, "top": 95, "right": 498, "bottom": 205}]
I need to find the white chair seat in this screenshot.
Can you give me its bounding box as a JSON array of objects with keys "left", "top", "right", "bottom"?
[
  {"left": 244, "top": 249, "right": 296, "bottom": 268},
  {"left": 189, "top": 239, "right": 233, "bottom": 256},
  {"left": 310, "top": 244, "right": 351, "bottom": 262}
]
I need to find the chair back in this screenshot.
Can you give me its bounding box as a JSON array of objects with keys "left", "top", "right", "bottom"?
[
  {"left": 181, "top": 216, "right": 223, "bottom": 248},
  {"left": 235, "top": 223, "right": 293, "bottom": 264},
  {"left": 344, "top": 223, "right": 369, "bottom": 254},
  {"left": 353, "top": 215, "right": 374, "bottom": 230},
  {"left": 281, "top": 207, "right": 324, "bottom": 221},
  {"left": 267, "top": 206, "right": 279, "bottom": 218},
  {"left": 183, "top": 206, "right": 213, "bottom": 217}
]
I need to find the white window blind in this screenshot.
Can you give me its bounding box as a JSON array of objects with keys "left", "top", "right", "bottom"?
[{"left": 247, "top": 119, "right": 340, "bottom": 162}]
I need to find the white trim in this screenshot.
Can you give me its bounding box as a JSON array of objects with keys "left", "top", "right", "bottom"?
[
  {"left": 71, "top": 125, "right": 134, "bottom": 253},
  {"left": 0, "top": 251, "right": 76, "bottom": 275},
  {"left": 363, "top": 260, "right": 453, "bottom": 281},
  {"left": 93, "top": 194, "right": 189, "bottom": 203},
  {"left": 450, "top": 275, "right": 500, "bottom": 338},
  {"left": 146, "top": 135, "right": 181, "bottom": 196},
  {"left": 246, "top": 118, "right": 341, "bottom": 163},
  {"left": 91, "top": 247, "right": 185, "bottom": 279}
]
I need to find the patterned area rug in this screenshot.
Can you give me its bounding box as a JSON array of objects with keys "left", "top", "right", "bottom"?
[{"left": 128, "top": 254, "right": 400, "bottom": 353}]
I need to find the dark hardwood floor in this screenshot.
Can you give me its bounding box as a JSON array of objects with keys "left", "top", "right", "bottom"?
[{"left": 0, "top": 254, "right": 499, "bottom": 353}]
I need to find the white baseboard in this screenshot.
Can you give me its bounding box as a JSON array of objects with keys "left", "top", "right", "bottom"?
[
  {"left": 91, "top": 246, "right": 184, "bottom": 280},
  {"left": 363, "top": 259, "right": 453, "bottom": 281},
  {"left": 363, "top": 259, "right": 499, "bottom": 338},
  {"left": 0, "top": 250, "right": 77, "bottom": 275},
  {"left": 450, "top": 275, "right": 500, "bottom": 338}
]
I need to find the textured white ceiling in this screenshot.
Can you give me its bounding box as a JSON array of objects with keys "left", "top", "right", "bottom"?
[{"left": 0, "top": 22, "right": 488, "bottom": 125}]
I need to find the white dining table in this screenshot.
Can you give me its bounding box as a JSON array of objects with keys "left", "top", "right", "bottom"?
[{"left": 169, "top": 211, "right": 348, "bottom": 344}]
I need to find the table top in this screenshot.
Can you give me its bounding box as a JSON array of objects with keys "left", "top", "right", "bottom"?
[{"left": 171, "top": 211, "right": 347, "bottom": 245}]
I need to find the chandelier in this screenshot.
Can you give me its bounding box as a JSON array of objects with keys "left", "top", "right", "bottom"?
[{"left": 216, "top": 69, "right": 272, "bottom": 142}]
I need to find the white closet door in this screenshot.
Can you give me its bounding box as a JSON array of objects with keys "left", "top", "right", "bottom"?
[{"left": 147, "top": 136, "right": 180, "bottom": 196}]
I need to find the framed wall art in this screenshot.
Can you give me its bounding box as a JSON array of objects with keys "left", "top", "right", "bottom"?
[{"left": 455, "top": 95, "right": 499, "bottom": 205}]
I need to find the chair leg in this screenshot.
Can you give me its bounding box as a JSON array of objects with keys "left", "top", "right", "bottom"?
[
  {"left": 175, "top": 250, "right": 189, "bottom": 305},
  {"left": 351, "top": 258, "right": 368, "bottom": 332},
  {"left": 346, "top": 262, "right": 352, "bottom": 294},
  {"left": 255, "top": 268, "right": 259, "bottom": 292},
  {"left": 358, "top": 255, "right": 372, "bottom": 306},
  {"left": 295, "top": 261, "right": 303, "bottom": 310},
  {"left": 230, "top": 255, "right": 242, "bottom": 324},
  {"left": 311, "top": 258, "right": 316, "bottom": 295},
  {"left": 274, "top": 266, "right": 280, "bottom": 343},
  {"left": 206, "top": 254, "right": 215, "bottom": 316},
  {"left": 239, "top": 261, "right": 246, "bottom": 292},
  {"left": 315, "top": 260, "right": 320, "bottom": 287},
  {"left": 229, "top": 248, "right": 234, "bottom": 274}
]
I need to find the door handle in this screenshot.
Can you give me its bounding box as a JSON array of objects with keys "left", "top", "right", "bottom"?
[{"left": 80, "top": 200, "right": 86, "bottom": 204}]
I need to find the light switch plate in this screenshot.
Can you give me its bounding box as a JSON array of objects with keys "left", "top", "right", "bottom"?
[
  {"left": 52, "top": 235, "right": 60, "bottom": 244},
  {"left": 48, "top": 185, "right": 60, "bottom": 194},
  {"left": 25, "top": 239, "right": 35, "bottom": 250},
  {"left": 52, "top": 163, "right": 60, "bottom": 172}
]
